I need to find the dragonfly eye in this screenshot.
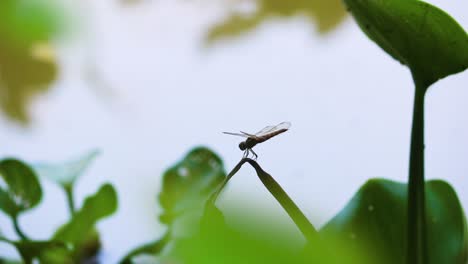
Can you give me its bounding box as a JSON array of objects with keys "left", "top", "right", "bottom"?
[{"left": 239, "top": 142, "right": 246, "bottom": 150}]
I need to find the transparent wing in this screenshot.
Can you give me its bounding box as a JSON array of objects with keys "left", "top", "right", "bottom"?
[
  {"left": 223, "top": 131, "right": 249, "bottom": 138},
  {"left": 255, "top": 122, "right": 291, "bottom": 137}
]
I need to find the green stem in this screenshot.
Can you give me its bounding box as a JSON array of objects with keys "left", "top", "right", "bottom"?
[
  {"left": 407, "top": 84, "right": 428, "bottom": 264},
  {"left": 208, "top": 158, "right": 247, "bottom": 203},
  {"left": 64, "top": 184, "right": 76, "bottom": 215},
  {"left": 13, "top": 215, "right": 29, "bottom": 241},
  {"left": 208, "top": 158, "right": 318, "bottom": 243}
]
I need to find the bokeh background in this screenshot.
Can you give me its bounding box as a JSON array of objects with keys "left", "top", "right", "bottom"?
[{"left": 0, "top": 0, "right": 467, "bottom": 262}]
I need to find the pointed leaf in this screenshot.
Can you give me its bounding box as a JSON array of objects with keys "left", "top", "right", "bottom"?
[
  {"left": 322, "top": 179, "right": 468, "bottom": 264},
  {"left": 344, "top": 0, "right": 468, "bottom": 88},
  {"left": 0, "top": 159, "right": 42, "bottom": 217},
  {"left": 33, "top": 150, "right": 99, "bottom": 187}
]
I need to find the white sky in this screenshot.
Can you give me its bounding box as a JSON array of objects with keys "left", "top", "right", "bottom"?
[{"left": 0, "top": 0, "right": 467, "bottom": 262}]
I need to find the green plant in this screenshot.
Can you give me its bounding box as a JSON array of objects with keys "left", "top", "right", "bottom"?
[
  {"left": 1, "top": 0, "right": 466, "bottom": 263},
  {"left": 121, "top": 0, "right": 467, "bottom": 263},
  {"left": 0, "top": 152, "right": 118, "bottom": 263}
]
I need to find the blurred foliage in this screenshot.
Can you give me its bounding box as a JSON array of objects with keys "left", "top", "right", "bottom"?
[
  {"left": 322, "top": 179, "right": 468, "bottom": 264},
  {"left": 164, "top": 205, "right": 375, "bottom": 264},
  {"left": 0, "top": 159, "right": 42, "bottom": 218},
  {"left": 33, "top": 150, "right": 99, "bottom": 189},
  {"left": 53, "top": 184, "right": 117, "bottom": 261},
  {"left": 343, "top": 0, "right": 468, "bottom": 88},
  {"left": 0, "top": 0, "right": 62, "bottom": 124},
  {"left": 121, "top": 147, "right": 226, "bottom": 263},
  {"left": 0, "top": 154, "right": 117, "bottom": 263},
  {"left": 206, "top": 0, "right": 348, "bottom": 43},
  {"left": 158, "top": 147, "right": 226, "bottom": 226},
  {"left": 10, "top": 240, "right": 72, "bottom": 264}
]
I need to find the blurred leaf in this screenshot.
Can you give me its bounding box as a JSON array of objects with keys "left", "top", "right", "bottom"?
[
  {"left": 344, "top": 0, "right": 468, "bottom": 88},
  {"left": 13, "top": 240, "right": 72, "bottom": 264},
  {"left": 0, "top": 41, "right": 58, "bottom": 124},
  {"left": 0, "top": 0, "right": 63, "bottom": 44},
  {"left": 322, "top": 179, "right": 468, "bottom": 264},
  {"left": 33, "top": 150, "right": 100, "bottom": 188},
  {"left": 0, "top": 159, "right": 42, "bottom": 217},
  {"left": 119, "top": 232, "right": 171, "bottom": 264},
  {"left": 0, "top": 259, "right": 21, "bottom": 264},
  {"left": 206, "top": 0, "right": 347, "bottom": 43},
  {"left": 121, "top": 147, "right": 226, "bottom": 263},
  {"left": 158, "top": 147, "right": 226, "bottom": 225},
  {"left": 165, "top": 203, "right": 374, "bottom": 264},
  {"left": 53, "top": 183, "right": 117, "bottom": 259},
  {"left": 0, "top": 0, "right": 62, "bottom": 124}
]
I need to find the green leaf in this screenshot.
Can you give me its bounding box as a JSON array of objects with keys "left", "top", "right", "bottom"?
[
  {"left": 119, "top": 233, "right": 171, "bottom": 264},
  {"left": 0, "top": 0, "right": 64, "bottom": 44},
  {"left": 321, "top": 179, "right": 468, "bottom": 264},
  {"left": 0, "top": 159, "right": 42, "bottom": 217},
  {"left": 121, "top": 147, "right": 225, "bottom": 262},
  {"left": 158, "top": 147, "right": 226, "bottom": 225},
  {"left": 13, "top": 240, "right": 72, "bottom": 264},
  {"left": 0, "top": 41, "right": 57, "bottom": 124},
  {"left": 344, "top": 0, "right": 468, "bottom": 88},
  {"left": 165, "top": 203, "right": 374, "bottom": 264},
  {"left": 33, "top": 150, "right": 100, "bottom": 187},
  {"left": 53, "top": 183, "right": 117, "bottom": 246}
]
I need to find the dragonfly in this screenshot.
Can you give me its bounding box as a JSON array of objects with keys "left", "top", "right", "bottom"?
[{"left": 223, "top": 122, "right": 291, "bottom": 159}]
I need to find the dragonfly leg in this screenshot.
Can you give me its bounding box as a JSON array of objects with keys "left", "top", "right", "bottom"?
[
  {"left": 243, "top": 149, "right": 249, "bottom": 158},
  {"left": 250, "top": 149, "right": 258, "bottom": 160}
]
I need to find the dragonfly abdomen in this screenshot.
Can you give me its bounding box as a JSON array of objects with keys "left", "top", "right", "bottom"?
[{"left": 256, "top": 128, "right": 288, "bottom": 143}]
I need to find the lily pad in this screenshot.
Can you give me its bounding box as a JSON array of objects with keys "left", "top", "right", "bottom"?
[
  {"left": 344, "top": 0, "right": 468, "bottom": 88},
  {"left": 321, "top": 179, "right": 468, "bottom": 264}
]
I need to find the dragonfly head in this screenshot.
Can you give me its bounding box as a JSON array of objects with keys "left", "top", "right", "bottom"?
[{"left": 239, "top": 142, "right": 247, "bottom": 151}]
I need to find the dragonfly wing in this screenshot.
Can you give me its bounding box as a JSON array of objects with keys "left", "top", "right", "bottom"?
[
  {"left": 240, "top": 131, "right": 256, "bottom": 137},
  {"left": 223, "top": 132, "right": 249, "bottom": 138},
  {"left": 255, "top": 122, "right": 291, "bottom": 137}
]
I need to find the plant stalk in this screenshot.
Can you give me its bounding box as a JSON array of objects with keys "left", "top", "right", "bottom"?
[
  {"left": 13, "top": 215, "right": 29, "bottom": 241},
  {"left": 64, "top": 184, "right": 76, "bottom": 215},
  {"left": 407, "top": 84, "right": 428, "bottom": 264}
]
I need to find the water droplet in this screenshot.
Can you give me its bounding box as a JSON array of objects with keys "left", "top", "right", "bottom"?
[
  {"left": 368, "top": 205, "right": 374, "bottom": 211},
  {"left": 178, "top": 167, "right": 189, "bottom": 178}
]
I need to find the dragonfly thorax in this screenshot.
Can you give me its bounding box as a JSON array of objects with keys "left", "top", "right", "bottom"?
[{"left": 240, "top": 138, "right": 258, "bottom": 150}]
